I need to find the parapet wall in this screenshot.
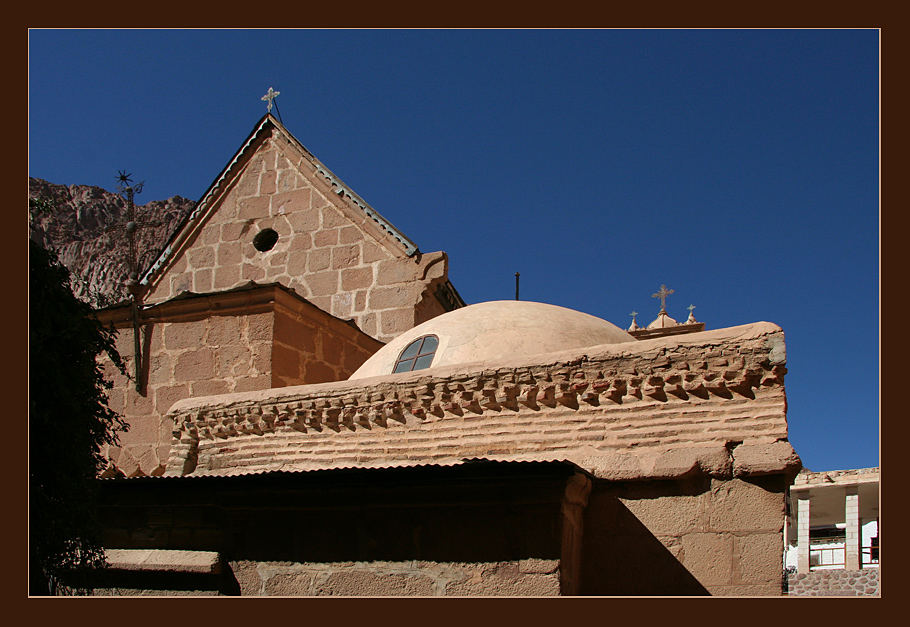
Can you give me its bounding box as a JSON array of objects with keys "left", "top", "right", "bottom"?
[{"left": 165, "top": 322, "right": 799, "bottom": 483}]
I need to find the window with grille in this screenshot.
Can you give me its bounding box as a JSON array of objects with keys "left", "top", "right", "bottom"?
[{"left": 392, "top": 335, "right": 439, "bottom": 373}]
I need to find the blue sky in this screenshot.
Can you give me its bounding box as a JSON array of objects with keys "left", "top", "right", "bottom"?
[{"left": 28, "top": 29, "right": 879, "bottom": 472}]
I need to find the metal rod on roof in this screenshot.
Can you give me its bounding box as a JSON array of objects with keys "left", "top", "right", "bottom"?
[{"left": 515, "top": 272, "right": 520, "bottom": 301}]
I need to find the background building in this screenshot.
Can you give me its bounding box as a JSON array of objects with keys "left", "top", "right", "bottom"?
[{"left": 784, "top": 467, "right": 880, "bottom": 596}]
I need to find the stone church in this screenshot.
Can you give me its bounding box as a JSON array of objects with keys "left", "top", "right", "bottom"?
[{"left": 86, "top": 112, "right": 801, "bottom": 596}]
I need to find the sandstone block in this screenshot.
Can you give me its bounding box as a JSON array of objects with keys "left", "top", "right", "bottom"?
[
  {"left": 235, "top": 169, "right": 260, "bottom": 197},
  {"left": 233, "top": 375, "right": 273, "bottom": 393},
  {"left": 229, "top": 561, "right": 263, "bottom": 596},
  {"left": 215, "top": 345, "right": 253, "bottom": 378},
  {"left": 217, "top": 241, "right": 242, "bottom": 265},
  {"left": 276, "top": 169, "right": 303, "bottom": 194},
  {"left": 193, "top": 268, "right": 213, "bottom": 292},
  {"left": 619, "top": 491, "right": 706, "bottom": 537},
  {"left": 313, "top": 229, "right": 339, "bottom": 247},
  {"left": 518, "top": 559, "right": 559, "bottom": 574},
  {"left": 147, "top": 354, "right": 173, "bottom": 386},
  {"left": 287, "top": 232, "right": 312, "bottom": 252},
  {"left": 124, "top": 390, "right": 154, "bottom": 416},
  {"left": 245, "top": 314, "right": 273, "bottom": 342},
  {"left": 731, "top": 441, "right": 801, "bottom": 478},
  {"left": 286, "top": 205, "right": 319, "bottom": 232},
  {"left": 360, "top": 312, "right": 378, "bottom": 338},
  {"left": 368, "top": 284, "right": 424, "bottom": 311},
  {"left": 376, "top": 258, "right": 420, "bottom": 285},
  {"left": 170, "top": 255, "right": 188, "bottom": 274},
  {"left": 308, "top": 296, "right": 331, "bottom": 314},
  {"left": 241, "top": 263, "right": 266, "bottom": 282},
  {"left": 707, "top": 478, "right": 785, "bottom": 533},
  {"left": 237, "top": 195, "right": 270, "bottom": 220},
  {"left": 104, "top": 549, "right": 222, "bottom": 574},
  {"left": 135, "top": 444, "right": 163, "bottom": 476},
  {"left": 379, "top": 308, "right": 416, "bottom": 336},
  {"left": 445, "top": 564, "right": 559, "bottom": 597},
  {"left": 265, "top": 572, "right": 314, "bottom": 596},
  {"left": 259, "top": 149, "right": 277, "bottom": 171},
  {"left": 734, "top": 532, "right": 783, "bottom": 585},
  {"left": 207, "top": 315, "right": 243, "bottom": 347},
  {"left": 170, "top": 273, "right": 191, "bottom": 296},
  {"left": 272, "top": 342, "right": 302, "bottom": 380},
  {"left": 155, "top": 383, "right": 190, "bottom": 415},
  {"left": 174, "top": 349, "right": 215, "bottom": 382},
  {"left": 343, "top": 345, "right": 369, "bottom": 374},
  {"left": 287, "top": 250, "right": 307, "bottom": 275},
  {"left": 187, "top": 246, "right": 216, "bottom": 269},
  {"left": 362, "top": 240, "right": 389, "bottom": 263},
  {"left": 250, "top": 342, "right": 272, "bottom": 373},
  {"left": 331, "top": 292, "right": 354, "bottom": 319},
  {"left": 338, "top": 225, "right": 361, "bottom": 244},
  {"left": 341, "top": 267, "right": 373, "bottom": 291},
  {"left": 114, "top": 446, "right": 141, "bottom": 477},
  {"left": 304, "top": 361, "right": 337, "bottom": 384},
  {"left": 315, "top": 570, "right": 435, "bottom": 597},
  {"left": 258, "top": 170, "right": 276, "bottom": 195},
  {"left": 272, "top": 188, "right": 319, "bottom": 217},
  {"left": 307, "top": 248, "right": 331, "bottom": 272},
  {"left": 321, "top": 206, "right": 348, "bottom": 229},
  {"left": 679, "top": 532, "right": 734, "bottom": 586},
  {"left": 713, "top": 583, "right": 783, "bottom": 596},
  {"left": 213, "top": 265, "right": 240, "bottom": 290},
  {"left": 190, "top": 379, "right": 231, "bottom": 397},
  {"left": 274, "top": 315, "right": 316, "bottom": 354},
  {"left": 307, "top": 270, "right": 339, "bottom": 297}
]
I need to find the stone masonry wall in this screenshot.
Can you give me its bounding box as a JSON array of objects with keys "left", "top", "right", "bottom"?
[
  {"left": 581, "top": 476, "right": 788, "bottom": 596},
  {"left": 102, "top": 312, "right": 277, "bottom": 477},
  {"left": 787, "top": 569, "right": 880, "bottom": 596},
  {"left": 271, "top": 308, "right": 379, "bottom": 388},
  {"left": 99, "top": 285, "right": 383, "bottom": 478},
  {"left": 143, "top": 129, "right": 453, "bottom": 342},
  {"left": 229, "top": 559, "right": 560, "bottom": 597}
]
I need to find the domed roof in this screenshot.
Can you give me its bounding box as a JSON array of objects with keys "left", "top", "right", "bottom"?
[{"left": 349, "top": 300, "right": 634, "bottom": 380}]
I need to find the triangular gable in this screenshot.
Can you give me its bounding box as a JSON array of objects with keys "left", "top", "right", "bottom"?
[
  {"left": 138, "top": 114, "right": 460, "bottom": 342},
  {"left": 140, "top": 114, "right": 418, "bottom": 288}
]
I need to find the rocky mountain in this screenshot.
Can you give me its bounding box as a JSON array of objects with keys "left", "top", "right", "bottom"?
[{"left": 29, "top": 177, "right": 196, "bottom": 308}]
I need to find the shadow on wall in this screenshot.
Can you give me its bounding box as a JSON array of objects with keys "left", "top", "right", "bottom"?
[{"left": 581, "top": 481, "right": 710, "bottom": 596}]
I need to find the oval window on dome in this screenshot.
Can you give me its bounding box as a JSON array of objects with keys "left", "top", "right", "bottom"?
[{"left": 392, "top": 335, "right": 439, "bottom": 373}]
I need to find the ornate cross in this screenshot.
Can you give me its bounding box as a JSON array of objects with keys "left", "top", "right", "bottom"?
[
  {"left": 652, "top": 284, "right": 674, "bottom": 313},
  {"left": 261, "top": 87, "right": 280, "bottom": 113},
  {"left": 629, "top": 310, "right": 638, "bottom": 323},
  {"left": 687, "top": 304, "right": 696, "bottom": 314}
]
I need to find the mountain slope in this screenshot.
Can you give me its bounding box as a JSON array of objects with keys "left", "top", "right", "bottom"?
[{"left": 29, "top": 177, "right": 195, "bottom": 307}]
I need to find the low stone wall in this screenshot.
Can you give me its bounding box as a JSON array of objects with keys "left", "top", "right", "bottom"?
[
  {"left": 581, "top": 475, "right": 788, "bottom": 596},
  {"left": 230, "top": 559, "right": 560, "bottom": 596},
  {"left": 787, "top": 569, "right": 880, "bottom": 596}
]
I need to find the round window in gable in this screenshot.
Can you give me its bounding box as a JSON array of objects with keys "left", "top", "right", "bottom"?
[
  {"left": 392, "top": 335, "right": 439, "bottom": 373},
  {"left": 252, "top": 228, "right": 279, "bottom": 252}
]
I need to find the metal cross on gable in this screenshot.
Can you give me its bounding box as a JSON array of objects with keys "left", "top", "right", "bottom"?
[
  {"left": 687, "top": 304, "right": 696, "bottom": 314},
  {"left": 629, "top": 310, "right": 639, "bottom": 323},
  {"left": 652, "top": 284, "right": 675, "bottom": 313},
  {"left": 261, "top": 87, "right": 280, "bottom": 113}
]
